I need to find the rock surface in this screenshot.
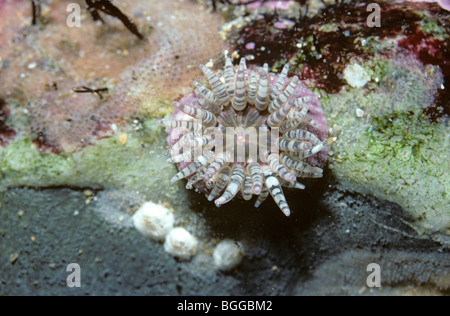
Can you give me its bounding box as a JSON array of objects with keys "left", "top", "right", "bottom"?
[{"left": 0, "top": 0, "right": 448, "bottom": 295}]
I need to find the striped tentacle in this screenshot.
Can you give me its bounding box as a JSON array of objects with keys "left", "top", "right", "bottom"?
[
  {"left": 171, "top": 134, "right": 210, "bottom": 157},
  {"left": 232, "top": 58, "right": 248, "bottom": 111},
  {"left": 277, "top": 155, "right": 323, "bottom": 179},
  {"left": 194, "top": 81, "right": 221, "bottom": 103},
  {"left": 285, "top": 163, "right": 323, "bottom": 178},
  {"left": 283, "top": 129, "right": 321, "bottom": 144},
  {"left": 247, "top": 162, "right": 263, "bottom": 195},
  {"left": 224, "top": 56, "right": 236, "bottom": 98},
  {"left": 293, "top": 169, "right": 324, "bottom": 178},
  {"left": 268, "top": 76, "right": 299, "bottom": 114},
  {"left": 170, "top": 151, "right": 214, "bottom": 183},
  {"left": 208, "top": 167, "right": 232, "bottom": 201},
  {"left": 244, "top": 62, "right": 250, "bottom": 91},
  {"left": 200, "top": 64, "right": 230, "bottom": 106},
  {"left": 262, "top": 166, "right": 291, "bottom": 216},
  {"left": 241, "top": 174, "right": 253, "bottom": 201},
  {"left": 267, "top": 90, "right": 296, "bottom": 127},
  {"left": 279, "top": 139, "right": 314, "bottom": 152},
  {"left": 266, "top": 153, "right": 297, "bottom": 183},
  {"left": 195, "top": 90, "right": 221, "bottom": 114},
  {"left": 254, "top": 184, "right": 269, "bottom": 208},
  {"left": 280, "top": 104, "right": 309, "bottom": 132},
  {"left": 286, "top": 100, "right": 309, "bottom": 120},
  {"left": 215, "top": 164, "right": 245, "bottom": 207},
  {"left": 194, "top": 82, "right": 223, "bottom": 114},
  {"left": 255, "top": 67, "right": 270, "bottom": 111},
  {"left": 288, "top": 141, "right": 327, "bottom": 159},
  {"left": 247, "top": 71, "right": 259, "bottom": 105},
  {"left": 168, "top": 150, "right": 194, "bottom": 164},
  {"left": 203, "top": 152, "right": 231, "bottom": 180},
  {"left": 269, "top": 63, "right": 289, "bottom": 103},
  {"left": 280, "top": 154, "right": 323, "bottom": 174},
  {"left": 186, "top": 169, "right": 206, "bottom": 190},
  {"left": 303, "top": 115, "right": 320, "bottom": 129},
  {"left": 173, "top": 101, "right": 217, "bottom": 127},
  {"left": 190, "top": 135, "right": 213, "bottom": 151},
  {"left": 292, "top": 96, "right": 312, "bottom": 111},
  {"left": 205, "top": 169, "right": 220, "bottom": 189},
  {"left": 169, "top": 132, "right": 196, "bottom": 156},
  {"left": 279, "top": 179, "right": 306, "bottom": 189},
  {"left": 168, "top": 136, "right": 212, "bottom": 163},
  {"left": 158, "top": 120, "right": 204, "bottom": 133}
]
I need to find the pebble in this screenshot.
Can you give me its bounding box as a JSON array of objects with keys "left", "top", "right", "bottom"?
[
  {"left": 245, "top": 42, "right": 256, "bottom": 50},
  {"left": 10, "top": 253, "right": 19, "bottom": 265},
  {"left": 119, "top": 134, "right": 128, "bottom": 145},
  {"left": 356, "top": 108, "right": 365, "bottom": 118},
  {"left": 343, "top": 63, "right": 370, "bottom": 88}
]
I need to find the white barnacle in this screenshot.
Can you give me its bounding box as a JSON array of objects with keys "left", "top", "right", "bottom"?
[
  {"left": 164, "top": 227, "right": 198, "bottom": 260},
  {"left": 213, "top": 239, "right": 244, "bottom": 271},
  {"left": 132, "top": 202, "right": 174, "bottom": 241}
]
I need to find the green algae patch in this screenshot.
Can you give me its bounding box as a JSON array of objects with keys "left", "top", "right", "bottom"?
[
  {"left": 0, "top": 120, "right": 180, "bottom": 201},
  {"left": 0, "top": 138, "right": 74, "bottom": 184},
  {"left": 327, "top": 106, "right": 449, "bottom": 234},
  {"left": 319, "top": 49, "right": 449, "bottom": 235}
]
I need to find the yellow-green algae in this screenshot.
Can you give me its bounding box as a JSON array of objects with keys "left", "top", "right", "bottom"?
[
  {"left": 0, "top": 118, "right": 180, "bottom": 202},
  {"left": 328, "top": 110, "right": 449, "bottom": 233},
  {"left": 321, "top": 56, "right": 449, "bottom": 235}
]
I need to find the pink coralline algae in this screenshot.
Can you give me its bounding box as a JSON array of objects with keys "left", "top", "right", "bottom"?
[{"left": 160, "top": 56, "right": 328, "bottom": 216}]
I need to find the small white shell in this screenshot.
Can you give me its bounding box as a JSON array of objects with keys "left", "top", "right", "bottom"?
[
  {"left": 213, "top": 239, "right": 244, "bottom": 271},
  {"left": 164, "top": 227, "right": 198, "bottom": 260},
  {"left": 343, "top": 63, "right": 370, "bottom": 88},
  {"left": 132, "top": 202, "right": 174, "bottom": 241}
]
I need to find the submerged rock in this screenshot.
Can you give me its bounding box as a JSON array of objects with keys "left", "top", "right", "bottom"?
[{"left": 0, "top": 0, "right": 448, "bottom": 295}]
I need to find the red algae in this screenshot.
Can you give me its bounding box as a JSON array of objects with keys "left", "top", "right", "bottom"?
[
  {"left": 399, "top": 23, "right": 450, "bottom": 119},
  {"left": 236, "top": 1, "right": 446, "bottom": 93},
  {"left": 399, "top": 23, "right": 449, "bottom": 77},
  {"left": 232, "top": 0, "right": 449, "bottom": 118},
  {"left": 0, "top": 99, "right": 16, "bottom": 146}
]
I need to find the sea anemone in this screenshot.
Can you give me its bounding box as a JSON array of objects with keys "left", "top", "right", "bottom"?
[{"left": 159, "top": 56, "right": 328, "bottom": 216}]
